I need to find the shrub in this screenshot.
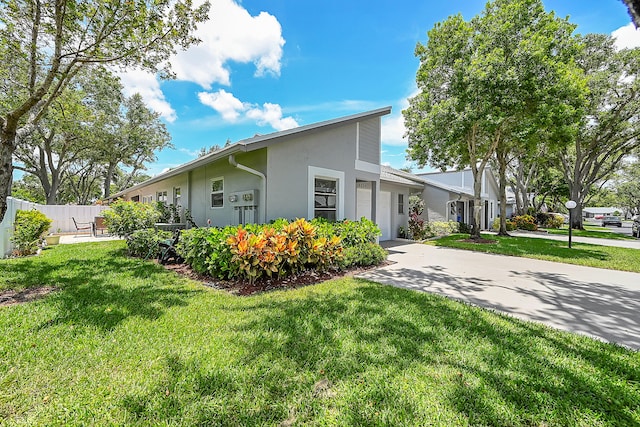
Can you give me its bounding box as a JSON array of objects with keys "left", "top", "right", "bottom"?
[
  {"left": 407, "top": 196, "right": 430, "bottom": 240},
  {"left": 492, "top": 217, "right": 516, "bottom": 231},
  {"left": 103, "top": 200, "right": 161, "bottom": 237},
  {"left": 155, "top": 202, "right": 181, "bottom": 223},
  {"left": 408, "top": 213, "right": 431, "bottom": 240},
  {"left": 341, "top": 242, "right": 387, "bottom": 267},
  {"left": 512, "top": 214, "right": 538, "bottom": 231},
  {"left": 327, "top": 217, "right": 380, "bottom": 246},
  {"left": 11, "top": 209, "right": 52, "bottom": 256},
  {"left": 227, "top": 219, "right": 343, "bottom": 283},
  {"left": 537, "top": 213, "right": 564, "bottom": 229},
  {"left": 429, "top": 221, "right": 459, "bottom": 236},
  {"left": 457, "top": 222, "right": 471, "bottom": 234},
  {"left": 177, "top": 227, "right": 235, "bottom": 277},
  {"left": 125, "top": 228, "right": 172, "bottom": 258}
]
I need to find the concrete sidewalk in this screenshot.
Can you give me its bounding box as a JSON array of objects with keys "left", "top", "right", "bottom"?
[
  {"left": 59, "top": 234, "right": 122, "bottom": 244},
  {"left": 358, "top": 241, "right": 640, "bottom": 350},
  {"left": 501, "top": 230, "right": 640, "bottom": 249}
]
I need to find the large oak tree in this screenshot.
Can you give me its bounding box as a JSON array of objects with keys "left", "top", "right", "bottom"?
[
  {"left": 0, "top": 0, "right": 209, "bottom": 221},
  {"left": 555, "top": 34, "right": 640, "bottom": 229},
  {"left": 404, "top": 0, "right": 585, "bottom": 239}
]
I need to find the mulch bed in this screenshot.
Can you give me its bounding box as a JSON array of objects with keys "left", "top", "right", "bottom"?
[
  {"left": 162, "top": 262, "right": 388, "bottom": 296},
  {"left": 0, "top": 286, "right": 58, "bottom": 308},
  {"left": 459, "top": 238, "right": 497, "bottom": 244}
]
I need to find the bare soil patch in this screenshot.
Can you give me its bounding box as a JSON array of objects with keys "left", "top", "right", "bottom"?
[
  {"left": 0, "top": 286, "right": 57, "bottom": 307},
  {"left": 162, "top": 262, "right": 389, "bottom": 296}
]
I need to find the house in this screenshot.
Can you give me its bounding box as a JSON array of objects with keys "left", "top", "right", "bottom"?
[
  {"left": 582, "top": 207, "right": 623, "bottom": 219},
  {"left": 109, "top": 107, "right": 418, "bottom": 241},
  {"left": 414, "top": 168, "right": 500, "bottom": 230}
]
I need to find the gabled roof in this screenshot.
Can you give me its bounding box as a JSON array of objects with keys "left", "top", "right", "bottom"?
[
  {"left": 416, "top": 167, "right": 498, "bottom": 197},
  {"left": 109, "top": 107, "right": 392, "bottom": 199},
  {"left": 380, "top": 165, "right": 426, "bottom": 189},
  {"left": 421, "top": 178, "right": 474, "bottom": 197}
]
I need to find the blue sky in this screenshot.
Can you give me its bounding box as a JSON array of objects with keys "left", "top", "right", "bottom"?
[{"left": 117, "top": 0, "right": 640, "bottom": 176}]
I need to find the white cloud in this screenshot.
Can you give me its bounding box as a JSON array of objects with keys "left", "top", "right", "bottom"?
[
  {"left": 381, "top": 113, "right": 408, "bottom": 147},
  {"left": 380, "top": 88, "right": 419, "bottom": 147},
  {"left": 117, "top": 69, "right": 177, "bottom": 122},
  {"left": 116, "top": 1, "right": 285, "bottom": 122},
  {"left": 246, "top": 103, "right": 299, "bottom": 131},
  {"left": 198, "top": 89, "right": 244, "bottom": 121},
  {"left": 198, "top": 89, "right": 299, "bottom": 131},
  {"left": 172, "top": 0, "right": 285, "bottom": 88},
  {"left": 612, "top": 23, "right": 640, "bottom": 50}
]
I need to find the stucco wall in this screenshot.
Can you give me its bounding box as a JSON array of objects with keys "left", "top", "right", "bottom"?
[
  {"left": 120, "top": 150, "right": 267, "bottom": 228},
  {"left": 266, "top": 120, "right": 379, "bottom": 222},
  {"left": 422, "top": 185, "right": 451, "bottom": 223},
  {"left": 188, "top": 150, "right": 266, "bottom": 227}
]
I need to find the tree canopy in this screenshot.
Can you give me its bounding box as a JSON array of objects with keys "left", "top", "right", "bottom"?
[
  {"left": 404, "top": 0, "right": 585, "bottom": 238},
  {"left": 0, "top": 0, "right": 209, "bottom": 221}
]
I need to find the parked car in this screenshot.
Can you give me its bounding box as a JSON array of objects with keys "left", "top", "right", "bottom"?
[
  {"left": 633, "top": 217, "right": 640, "bottom": 238},
  {"left": 601, "top": 216, "right": 622, "bottom": 227}
]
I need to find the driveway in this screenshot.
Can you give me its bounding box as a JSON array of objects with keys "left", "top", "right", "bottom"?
[{"left": 357, "top": 242, "right": 640, "bottom": 350}]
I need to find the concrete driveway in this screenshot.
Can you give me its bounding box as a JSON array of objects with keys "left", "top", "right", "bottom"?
[{"left": 357, "top": 241, "right": 640, "bottom": 350}]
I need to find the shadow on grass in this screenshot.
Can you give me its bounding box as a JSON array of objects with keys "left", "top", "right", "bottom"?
[
  {"left": 2, "top": 242, "right": 201, "bottom": 331},
  {"left": 120, "top": 280, "right": 639, "bottom": 425}
]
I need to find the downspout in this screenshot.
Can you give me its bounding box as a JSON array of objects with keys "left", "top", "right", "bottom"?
[{"left": 228, "top": 154, "right": 267, "bottom": 224}]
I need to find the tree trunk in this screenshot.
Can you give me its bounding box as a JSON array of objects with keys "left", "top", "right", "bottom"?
[
  {"left": 0, "top": 126, "right": 17, "bottom": 223},
  {"left": 472, "top": 172, "right": 483, "bottom": 239},
  {"left": 496, "top": 147, "right": 510, "bottom": 236},
  {"left": 103, "top": 162, "right": 116, "bottom": 198},
  {"left": 569, "top": 167, "right": 585, "bottom": 230}
]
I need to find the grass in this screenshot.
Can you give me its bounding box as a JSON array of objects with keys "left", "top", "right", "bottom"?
[
  {"left": 543, "top": 224, "right": 636, "bottom": 241},
  {"left": 0, "top": 241, "right": 638, "bottom": 426},
  {"left": 431, "top": 233, "right": 640, "bottom": 273}
]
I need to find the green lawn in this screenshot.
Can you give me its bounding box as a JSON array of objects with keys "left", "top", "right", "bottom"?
[
  {"left": 543, "top": 225, "right": 636, "bottom": 240},
  {"left": 432, "top": 234, "right": 640, "bottom": 272},
  {"left": 1, "top": 242, "right": 638, "bottom": 426}
]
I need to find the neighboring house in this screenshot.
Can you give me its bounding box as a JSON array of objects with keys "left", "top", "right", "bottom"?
[
  {"left": 109, "top": 107, "right": 419, "bottom": 241},
  {"left": 582, "top": 207, "right": 623, "bottom": 219},
  {"left": 415, "top": 168, "right": 500, "bottom": 230}
]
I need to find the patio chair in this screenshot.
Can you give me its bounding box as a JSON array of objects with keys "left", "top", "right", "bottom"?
[
  {"left": 72, "top": 217, "right": 94, "bottom": 236},
  {"left": 158, "top": 229, "right": 184, "bottom": 264}
]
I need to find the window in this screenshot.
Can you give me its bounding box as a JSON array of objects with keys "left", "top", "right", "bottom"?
[
  {"left": 210, "top": 177, "right": 224, "bottom": 208},
  {"left": 142, "top": 195, "right": 153, "bottom": 204},
  {"left": 398, "top": 194, "right": 405, "bottom": 214},
  {"left": 131, "top": 195, "right": 140, "bottom": 202},
  {"left": 156, "top": 191, "right": 168, "bottom": 204},
  {"left": 173, "top": 187, "right": 181, "bottom": 207},
  {"left": 314, "top": 178, "right": 337, "bottom": 221},
  {"left": 308, "top": 166, "right": 344, "bottom": 220}
]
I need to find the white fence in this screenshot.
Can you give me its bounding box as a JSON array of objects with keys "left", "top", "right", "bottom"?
[{"left": 1, "top": 197, "right": 109, "bottom": 257}]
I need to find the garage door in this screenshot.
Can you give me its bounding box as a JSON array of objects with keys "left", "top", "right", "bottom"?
[{"left": 378, "top": 191, "right": 391, "bottom": 241}]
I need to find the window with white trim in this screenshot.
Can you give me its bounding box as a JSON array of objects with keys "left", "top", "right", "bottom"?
[
  {"left": 142, "top": 195, "right": 153, "bottom": 204},
  {"left": 173, "top": 187, "right": 181, "bottom": 207},
  {"left": 156, "top": 191, "right": 168, "bottom": 204},
  {"left": 398, "top": 194, "right": 405, "bottom": 214},
  {"left": 210, "top": 177, "right": 224, "bottom": 208},
  {"left": 314, "top": 178, "right": 337, "bottom": 220}
]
